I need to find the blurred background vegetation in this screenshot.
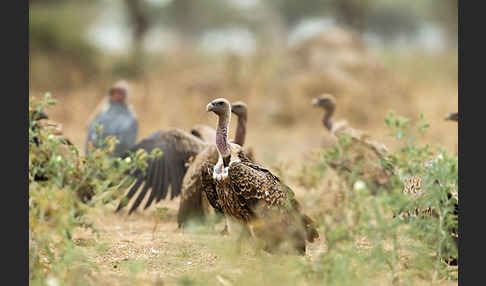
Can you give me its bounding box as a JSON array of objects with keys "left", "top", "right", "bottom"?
[
  {"left": 30, "top": 0, "right": 457, "bottom": 89},
  {"left": 29, "top": 0, "right": 457, "bottom": 160}
]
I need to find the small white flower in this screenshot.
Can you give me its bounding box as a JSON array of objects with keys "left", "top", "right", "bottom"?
[
  {"left": 187, "top": 261, "right": 192, "bottom": 265},
  {"left": 353, "top": 180, "right": 366, "bottom": 191},
  {"left": 48, "top": 134, "right": 55, "bottom": 140},
  {"left": 124, "top": 157, "right": 132, "bottom": 163},
  {"left": 150, "top": 248, "right": 159, "bottom": 254},
  {"left": 46, "top": 276, "right": 59, "bottom": 286},
  {"left": 56, "top": 156, "right": 62, "bottom": 162}
]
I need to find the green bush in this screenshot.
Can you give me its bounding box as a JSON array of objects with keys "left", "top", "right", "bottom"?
[
  {"left": 297, "top": 111, "right": 458, "bottom": 284},
  {"left": 29, "top": 94, "right": 159, "bottom": 285}
]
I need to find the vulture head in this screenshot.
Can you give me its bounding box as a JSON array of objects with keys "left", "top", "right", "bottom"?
[
  {"left": 206, "top": 98, "right": 231, "bottom": 116},
  {"left": 231, "top": 101, "right": 248, "bottom": 120},
  {"left": 445, "top": 112, "right": 458, "bottom": 122},
  {"left": 312, "top": 94, "right": 336, "bottom": 112},
  {"left": 109, "top": 80, "right": 129, "bottom": 103}
]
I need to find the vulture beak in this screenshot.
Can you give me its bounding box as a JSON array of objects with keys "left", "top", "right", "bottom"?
[{"left": 206, "top": 102, "right": 214, "bottom": 112}]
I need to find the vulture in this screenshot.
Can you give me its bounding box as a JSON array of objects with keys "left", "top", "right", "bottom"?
[
  {"left": 116, "top": 101, "right": 253, "bottom": 215},
  {"left": 312, "top": 94, "right": 393, "bottom": 189},
  {"left": 86, "top": 80, "right": 138, "bottom": 157},
  {"left": 177, "top": 101, "right": 253, "bottom": 228},
  {"left": 200, "top": 98, "right": 319, "bottom": 255}
]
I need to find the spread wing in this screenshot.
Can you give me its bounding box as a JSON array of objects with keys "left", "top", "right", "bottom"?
[{"left": 116, "top": 128, "right": 206, "bottom": 214}]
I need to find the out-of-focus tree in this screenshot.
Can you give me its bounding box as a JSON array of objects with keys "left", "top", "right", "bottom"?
[
  {"left": 122, "top": 0, "right": 151, "bottom": 75},
  {"left": 264, "top": 0, "right": 330, "bottom": 30},
  {"left": 123, "top": 0, "right": 150, "bottom": 53},
  {"left": 330, "top": 0, "right": 371, "bottom": 34},
  {"left": 427, "top": 0, "right": 457, "bottom": 47},
  {"left": 364, "top": 2, "right": 422, "bottom": 43},
  {"left": 29, "top": 1, "right": 101, "bottom": 90},
  {"left": 151, "top": 0, "right": 252, "bottom": 44}
]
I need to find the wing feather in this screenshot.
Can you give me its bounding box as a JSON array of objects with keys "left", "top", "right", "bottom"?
[{"left": 116, "top": 128, "right": 206, "bottom": 213}]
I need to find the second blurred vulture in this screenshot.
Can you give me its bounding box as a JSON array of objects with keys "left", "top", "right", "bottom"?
[
  {"left": 86, "top": 80, "right": 139, "bottom": 157},
  {"left": 312, "top": 94, "right": 393, "bottom": 189},
  {"left": 116, "top": 101, "right": 253, "bottom": 215}
]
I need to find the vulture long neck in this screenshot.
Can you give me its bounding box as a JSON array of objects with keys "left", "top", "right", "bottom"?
[
  {"left": 322, "top": 105, "right": 335, "bottom": 131},
  {"left": 216, "top": 111, "right": 231, "bottom": 167},
  {"left": 234, "top": 115, "right": 247, "bottom": 146}
]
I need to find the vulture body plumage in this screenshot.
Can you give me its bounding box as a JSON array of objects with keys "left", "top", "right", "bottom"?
[
  {"left": 200, "top": 98, "right": 318, "bottom": 254},
  {"left": 86, "top": 81, "right": 138, "bottom": 157}
]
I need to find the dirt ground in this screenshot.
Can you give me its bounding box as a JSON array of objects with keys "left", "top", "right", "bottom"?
[{"left": 73, "top": 194, "right": 457, "bottom": 286}]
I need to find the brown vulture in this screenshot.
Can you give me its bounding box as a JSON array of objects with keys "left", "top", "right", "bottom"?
[
  {"left": 200, "top": 98, "right": 319, "bottom": 255},
  {"left": 177, "top": 101, "right": 253, "bottom": 228}
]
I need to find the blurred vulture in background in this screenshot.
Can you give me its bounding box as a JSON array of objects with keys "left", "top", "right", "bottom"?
[
  {"left": 116, "top": 101, "right": 254, "bottom": 216},
  {"left": 200, "top": 98, "right": 318, "bottom": 254},
  {"left": 86, "top": 80, "right": 138, "bottom": 157},
  {"left": 312, "top": 94, "right": 393, "bottom": 189}
]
